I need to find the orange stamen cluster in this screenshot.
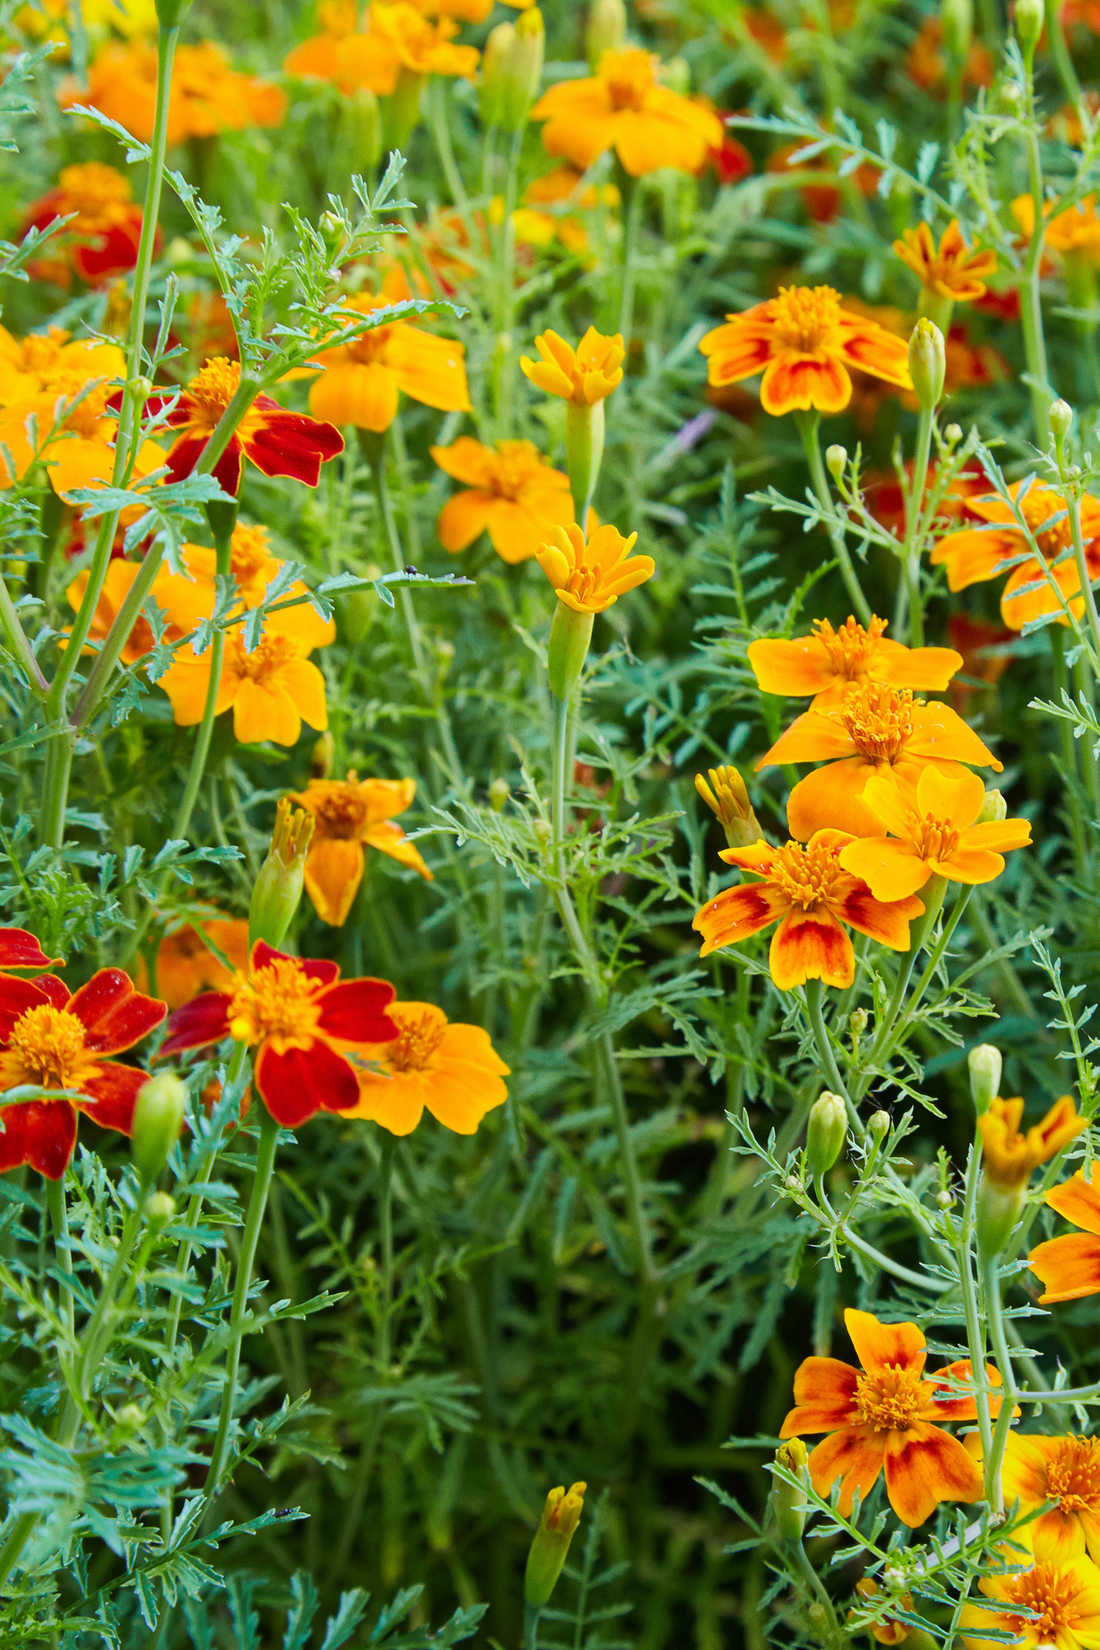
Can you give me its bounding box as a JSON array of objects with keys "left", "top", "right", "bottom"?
[
  {"left": 0, "top": 1004, "right": 97, "bottom": 1091},
  {"left": 910, "top": 811, "right": 960, "bottom": 861},
  {"left": 998, "top": 1562, "right": 1088, "bottom": 1640},
  {"left": 227, "top": 958, "right": 322, "bottom": 1049},
  {"left": 1019, "top": 486, "right": 1074, "bottom": 560},
  {"left": 602, "top": 49, "right": 655, "bottom": 110},
  {"left": 187, "top": 356, "right": 242, "bottom": 425},
  {"left": 770, "top": 285, "right": 843, "bottom": 352},
  {"left": 853, "top": 1363, "right": 926, "bottom": 1432},
  {"left": 768, "top": 837, "right": 845, "bottom": 910},
  {"left": 1045, "top": 1438, "right": 1100, "bottom": 1513},
  {"left": 386, "top": 1011, "right": 447, "bottom": 1072},
  {"left": 230, "top": 634, "right": 302, "bottom": 683},
  {"left": 814, "top": 615, "right": 888, "bottom": 678},
  {"left": 312, "top": 778, "right": 371, "bottom": 840},
  {"left": 836, "top": 682, "right": 917, "bottom": 761}
]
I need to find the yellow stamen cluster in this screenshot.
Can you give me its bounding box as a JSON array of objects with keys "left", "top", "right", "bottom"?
[
  {"left": 1019, "top": 486, "right": 1074, "bottom": 559},
  {"left": 187, "top": 356, "right": 242, "bottom": 425},
  {"left": 853, "top": 1363, "right": 926, "bottom": 1432},
  {"left": 768, "top": 837, "right": 845, "bottom": 910},
  {"left": 231, "top": 634, "right": 303, "bottom": 683},
  {"left": 910, "top": 812, "right": 960, "bottom": 861},
  {"left": 815, "top": 615, "right": 887, "bottom": 678},
  {"left": 227, "top": 957, "right": 322, "bottom": 1050},
  {"left": 0, "top": 1004, "right": 98, "bottom": 1092},
  {"left": 770, "top": 285, "right": 843, "bottom": 352},
  {"left": 600, "top": 48, "right": 655, "bottom": 110},
  {"left": 836, "top": 682, "right": 916, "bottom": 762},
  {"left": 386, "top": 1011, "right": 447, "bottom": 1072},
  {"left": 485, "top": 441, "right": 547, "bottom": 500}
]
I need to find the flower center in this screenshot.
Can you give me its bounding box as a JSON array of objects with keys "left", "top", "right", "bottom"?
[
  {"left": 769, "top": 837, "right": 845, "bottom": 910},
  {"left": 227, "top": 634, "right": 301, "bottom": 683},
  {"left": 771, "top": 285, "right": 843, "bottom": 353},
  {"left": 52, "top": 371, "right": 112, "bottom": 439},
  {"left": 187, "top": 356, "right": 241, "bottom": 427},
  {"left": 853, "top": 1363, "right": 926, "bottom": 1431},
  {"left": 229, "top": 524, "right": 276, "bottom": 599},
  {"left": 600, "top": 48, "right": 656, "bottom": 111},
  {"left": 346, "top": 324, "right": 395, "bottom": 364},
  {"left": 911, "top": 812, "right": 960, "bottom": 861},
  {"left": 1044, "top": 1437, "right": 1100, "bottom": 1515},
  {"left": 57, "top": 161, "right": 133, "bottom": 215},
  {"left": 315, "top": 784, "right": 370, "bottom": 840},
  {"left": 17, "top": 329, "right": 70, "bottom": 376},
  {"left": 815, "top": 614, "right": 888, "bottom": 679},
  {"left": 1018, "top": 486, "right": 1075, "bottom": 559},
  {"left": 227, "top": 957, "right": 322, "bottom": 1050},
  {"left": 1001, "top": 1562, "right": 1088, "bottom": 1640},
  {"left": 385, "top": 1012, "right": 446, "bottom": 1072},
  {"left": 835, "top": 682, "right": 916, "bottom": 763},
  {"left": 487, "top": 441, "right": 543, "bottom": 500},
  {"left": 0, "top": 1003, "right": 97, "bottom": 1092}
]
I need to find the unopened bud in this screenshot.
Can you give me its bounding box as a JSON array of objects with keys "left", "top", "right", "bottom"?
[
  {"left": 770, "top": 1439, "right": 808, "bottom": 1543},
  {"left": 311, "top": 731, "right": 335, "bottom": 780},
  {"left": 662, "top": 54, "right": 691, "bottom": 95},
  {"left": 945, "top": 422, "right": 963, "bottom": 444},
  {"left": 978, "top": 788, "right": 1008, "bottom": 823},
  {"left": 345, "top": 87, "right": 382, "bottom": 175},
  {"left": 806, "top": 1092, "right": 848, "bottom": 1176},
  {"left": 547, "top": 602, "right": 594, "bottom": 701},
  {"left": 131, "top": 1073, "right": 187, "bottom": 1184},
  {"left": 936, "top": 1189, "right": 955, "bottom": 1208},
  {"left": 524, "top": 1483, "right": 586, "bottom": 1607},
  {"left": 909, "top": 318, "right": 945, "bottom": 410},
  {"left": 480, "top": 22, "right": 515, "bottom": 127},
  {"left": 1015, "top": 0, "right": 1043, "bottom": 52},
  {"left": 249, "top": 797, "right": 315, "bottom": 947},
  {"left": 968, "top": 1044, "right": 1002, "bottom": 1115},
  {"left": 825, "top": 443, "right": 847, "bottom": 479},
  {"left": 154, "top": 0, "right": 193, "bottom": 25},
  {"left": 489, "top": 777, "right": 510, "bottom": 812},
  {"left": 976, "top": 1172, "right": 1027, "bottom": 1257},
  {"left": 500, "top": 7, "right": 544, "bottom": 131},
  {"left": 533, "top": 818, "right": 552, "bottom": 845},
  {"left": 869, "top": 1109, "right": 891, "bottom": 1140},
  {"left": 117, "top": 1403, "right": 145, "bottom": 1427},
  {"left": 1051, "top": 398, "right": 1074, "bottom": 439},
  {"left": 586, "top": 0, "right": 627, "bottom": 68},
  {"left": 144, "top": 1190, "right": 177, "bottom": 1226},
  {"left": 695, "top": 766, "right": 762, "bottom": 850},
  {"left": 849, "top": 1007, "right": 868, "bottom": 1041},
  {"left": 941, "top": 0, "right": 973, "bottom": 57}
]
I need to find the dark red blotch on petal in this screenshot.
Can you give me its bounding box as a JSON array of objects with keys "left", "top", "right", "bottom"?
[
  {"left": 255, "top": 1040, "right": 358, "bottom": 1126},
  {"left": 68, "top": 969, "right": 166, "bottom": 1054},
  {"left": 159, "top": 990, "right": 232, "bottom": 1056},
  {"left": 166, "top": 431, "right": 243, "bottom": 498},
  {"left": 0, "top": 1100, "right": 78, "bottom": 1180},
  {"left": 317, "top": 978, "right": 398, "bottom": 1044}
]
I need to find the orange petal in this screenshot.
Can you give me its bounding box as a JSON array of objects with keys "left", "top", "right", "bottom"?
[
  {"left": 756, "top": 709, "right": 858, "bottom": 770},
  {"left": 362, "top": 819, "right": 433, "bottom": 880},
  {"left": 1047, "top": 1171, "right": 1100, "bottom": 1236},
  {"left": 844, "top": 1310, "right": 927, "bottom": 1376},
  {"left": 436, "top": 488, "right": 495, "bottom": 553},
  {"left": 746, "top": 636, "right": 835, "bottom": 697},
  {"left": 914, "top": 762, "right": 987, "bottom": 825},
  {"left": 929, "top": 527, "right": 1023, "bottom": 590},
  {"left": 760, "top": 351, "right": 851, "bottom": 416},
  {"left": 786, "top": 757, "right": 883, "bottom": 840},
  {"left": 768, "top": 906, "right": 854, "bottom": 990},
  {"left": 874, "top": 639, "right": 964, "bottom": 691},
  {"left": 693, "top": 881, "right": 789, "bottom": 957},
  {"left": 908, "top": 704, "right": 1002, "bottom": 771},
  {"left": 304, "top": 837, "right": 364, "bottom": 927},
  {"left": 1028, "top": 1232, "right": 1100, "bottom": 1303},
  {"left": 781, "top": 1355, "right": 860, "bottom": 1434},
  {"left": 882, "top": 1422, "right": 983, "bottom": 1527},
  {"left": 838, "top": 838, "right": 931, "bottom": 902},
  {"left": 807, "top": 1425, "right": 885, "bottom": 1515}
]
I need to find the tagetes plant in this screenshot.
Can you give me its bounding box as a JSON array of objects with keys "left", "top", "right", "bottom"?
[
  {"left": 23, "top": 162, "right": 153, "bottom": 289},
  {"left": 339, "top": 1000, "right": 509, "bottom": 1136},
  {"left": 287, "top": 775, "right": 434, "bottom": 928},
  {"left": 520, "top": 327, "right": 624, "bottom": 405},
  {"left": 159, "top": 942, "right": 397, "bottom": 1126},
  {"left": 65, "top": 560, "right": 184, "bottom": 666},
  {"left": 958, "top": 1547, "right": 1100, "bottom": 1650},
  {"left": 153, "top": 522, "right": 315, "bottom": 633},
  {"left": 748, "top": 615, "right": 963, "bottom": 708},
  {"left": 0, "top": 968, "right": 166, "bottom": 1179},
  {"left": 699, "top": 286, "right": 913, "bottom": 416},
  {"left": 306, "top": 294, "right": 470, "bottom": 433},
  {"left": 1029, "top": 1173, "right": 1100, "bottom": 1303},
  {"left": 692, "top": 829, "right": 924, "bottom": 989},
  {"left": 530, "top": 48, "right": 723, "bottom": 177},
  {"left": 537, "top": 523, "right": 655, "bottom": 614},
  {"left": 431, "top": 438, "right": 574, "bottom": 564},
  {"left": 138, "top": 919, "right": 251, "bottom": 1010},
  {"left": 780, "top": 1309, "right": 1005, "bottom": 1527},
  {"left": 893, "top": 219, "right": 997, "bottom": 304},
  {"left": 977, "top": 1096, "right": 1086, "bottom": 1188}
]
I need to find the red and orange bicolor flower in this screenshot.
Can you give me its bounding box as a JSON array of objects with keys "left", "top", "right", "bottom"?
[
  {"left": 780, "top": 1308, "right": 1005, "bottom": 1527},
  {"left": 23, "top": 162, "right": 155, "bottom": 289},
  {"left": 692, "top": 830, "right": 924, "bottom": 990},
  {"left": 699, "top": 286, "right": 913, "bottom": 417},
  {"left": 0, "top": 968, "right": 167, "bottom": 1179},
  {"left": 339, "top": 1000, "right": 510, "bottom": 1136},
  {"left": 287, "top": 774, "right": 434, "bottom": 928},
  {"left": 1029, "top": 1173, "right": 1100, "bottom": 1304},
  {"left": 530, "top": 49, "right": 723, "bottom": 178},
  {"left": 158, "top": 941, "right": 397, "bottom": 1127},
  {"left": 748, "top": 615, "right": 963, "bottom": 709},
  {"left": 757, "top": 681, "right": 1002, "bottom": 840},
  {"left": 431, "top": 438, "right": 575, "bottom": 564}
]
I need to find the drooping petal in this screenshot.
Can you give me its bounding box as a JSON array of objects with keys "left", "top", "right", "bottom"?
[
  {"left": 158, "top": 990, "right": 232, "bottom": 1056},
  {"left": 768, "top": 906, "right": 854, "bottom": 991},
  {"left": 1030, "top": 1506, "right": 1089, "bottom": 1566},
  {"left": 68, "top": 969, "right": 166, "bottom": 1054},
  {"left": 362, "top": 820, "right": 434, "bottom": 880},
  {"left": 255, "top": 1038, "right": 359, "bottom": 1125},
  {"left": 1028, "top": 1232, "right": 1100, "bottom": 1303},
  {"left": 0, "top": 1099, "right": 78, "bottom": 1179},
  {"left": 316, "top": 977, "right": 398, "bottom": 1043},
  {"left": 882, "top": 1422, "right": 983, "bottom": 1527},
  {"left": 844, "top": 1309, "right": 927, "bottom": 1376},
  {"left": 806, "top": 1424, "right": 886, "bottom": 1515},
  {"left": 231, "top": 677, "right": 302, "bottom": 746},
  {"left": 304, "top": 838, "right": 365, "bottom": 927}
]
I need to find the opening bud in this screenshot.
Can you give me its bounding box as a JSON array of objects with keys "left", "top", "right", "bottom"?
[
  {"left": 945, "top": 422, "right": 963, "bottom": 444},
  {"left": 479, "top": 22, "right": 515, "bottom": 127},
  {"left": 144, "top": 1190, "right": 177, "bottom": 1226},
  {"left": 976, "top": 1172, "right": 1027, "bottom": 1257},
  {"left": 586, "top": 0, "right": 627, "bottom": 66},
  {"left": 977, "top": 788, "right": 1007, "bottom": 824},
  {"left": 1015, "top": 0, "right": 1043, "bottom": 51},
  {"left": 909, "top": 318, "right": 945, "bottom": 410},
  {"left": 770, "top": 1438, "right": 808, "bottom": 1542},
  {"left": 825, "top": 443, "right": 848, "bottom": 479},
  {"left": 849, "top": 1007, "right": 868, "bottom": 1043},
  {"left": 694, "top": 766, "right": 762, "bottom": 850},
  {"left": 524, "top": 1482, "right": 586, "bottom": 1607},
  {"left": 131, "top": 1073, "right": 187, "bottom": 1185},
  {"left": 806, "top": 1092, "right": 848, "bottom": 1176},
  {"left": 489, "top": 777, "right": 511, "bottom": 812},
  {"left": 249, "top": 797, "right": 315, "bottom": 949},
  {"left": 1051, "top": 398, "right": 1075, "bottom": 440},
  {"left": 941, "top": 0, "right": 973, "bottom": 57},
  {"left": 500, "top": 7, "right": 545, "bottom": 131},
  {"left": 968, "top": 1044, "right": 1002, "bottom": 1115}
]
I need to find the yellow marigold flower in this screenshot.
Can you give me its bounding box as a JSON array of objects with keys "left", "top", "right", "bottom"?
[
  {"left": 536, "top": 522, "right": 654, "bottom": 615},
  {"left": 60, "top": 40, "right": 287, "bottom": 145},
  {"left": 699, "top": 286, "right": 912, "bottom": 418},
  {"left": 286, "top": 774, "right": 434, "bottom": 928},
  {"left": 893, "top": 220, "right": 998, "bottom": 303},
  {"left": 530, "top": 48, "right": 722, "bottom": 176},
  {"left": 367, "top": 3, "right": 481, "bottom": 77},
  {"left": 520, "top": 326, "right": 624, "bottom": 405},
  {"left": 748, "top": 615, "right": 962, "bottom": 708},
  {"left": 153, "top": 522, "right": 328, "bottom": 638},
  {"left": 977, "top": 1095, "right": 1086, "bottom": 1189},
  {"left": 977, "top": 1430, "right": 1100, "bottom": 1564},
  {"left": 1012, "top": 193, "right": 1100, "bottom": 256},
  {"left": 431, "top": 437, "right": 574, "bottom": 564},
  {"left": 959, "top": 1549, "right": 1100, "bottom": 1650},
  {"left": 0, "top": 325, "right": 123, "bottom": 405},
  {"left": 1029, "top": 1173, "right": 1100, "bottom": 1304},
  {"left": 306, "top": 293, "right": 470, "bottom": 433},
  {"left": 339, "top": 1000, "right": 510, "bottom": 1136}
]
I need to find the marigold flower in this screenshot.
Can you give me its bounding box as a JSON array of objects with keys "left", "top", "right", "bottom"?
[
  {"left": 692, "top": 830, "right": 924, "bottom": 990},
  {"left": 65, "top": 558, "right": 185, "bottom": 666},
  {"left": 339, "top": 1001, "right": 509, "bottom": 1136},
  {"left": 978, "top": 1095, "right": 1086, "bottom": 1190},
  {"left": 368, "top": 3, "right": 481, "bottom": 79},
  {"left": 748, "top": 616, "right": 963, "bottom": 709},
  {"left": 136, "top": 919, "right": 251, "bottom": 1010},
  {"left": 60, "top": 39, "right": 287, "bottom": 145},
  {"left": 958, "top": 1549, "right": 1100, "bottom": 1650},
  {"left": 520, "top": 327, "right": 624, "bottom": 406},
  {"left": 23, "top": 163, "right": 155, "bottom": 290},
  {"left": 0, "top": 968, "right": 166, "bottom": 1179},
  {"left": 779, "top": 1308, "right": 1006, "bottom": 1527},
  {"left": 1029, "top": 1172, "right": 1100, "bottom": 1303},
  {"left": 757, "top": 681, "right": 1002, "bottom": 840},
  {"left": 838, "top": 766, "right": 1031, "bottom": 900},
  {"left": 699, "top": 287, "right": 912, "bottom": 418},
  {"left": 976, "top": 1431, "right": 1100, "bottom": 1563},
  {"left": 852, "top": 1578, "right": 914, "bottom": 1645},
  {"left": 893, "top": 220, "right": 997, "bottom": 304},
  {"left": 0, "top": 929, "right": 62, "bottom": 971},
  {"left": 431, "top": 437, "right": 574, "bottom": 564},
  {"left": 306, "top": 294, "right": 470, "bottom": 434},
  {"left": 287, "top": 774, "right": 434, "bottom": 928},
  {"left": 159, "top": 941, "right": 397, "bottom": 1127},
  {"left": 284, "top": 0, "right": 399, "bottom": 95},
  {"left": 931, "top": 480, "right": 1100, "bottom": 632},
  {"left": 906, "top": 16, "right": 993, "bottom": 91},
  {"left": 536, "top": 522, "right": 654, "bottom": 615},
  {"left": 530, "top": 48, "right": 723, "bottom": 176},
  {"left": 151, "top": 357, "right": 345, "bottom": 498},
  {"left": 154, "top": 521, "right": 319, "bottom": 633},
  {"left": 1012, "top": 193, "right": 1100, "bottom": 257},
  {"left": 861, "top": 461, "right": 992, "bottom": 540}
]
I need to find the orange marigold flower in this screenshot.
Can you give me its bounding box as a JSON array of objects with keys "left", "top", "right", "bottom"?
[
  {"left": 780, "top": 1308, "right": 1003, "bottom": 1527},
  {"left": 0, "top": 968, "right": 166, "bottom": 1179},
  {"left": 985, "top": 1433, "right": 1100, "bottom": 1563},
  {"left": 852, "top": 1578, "right": 914, "bottom": 1645},
  {"left": 137, "top": 918, "right": 251, "bottom": 1010},
  {"left": 692, "top": 830, "right": 924, "bottom": 989},
  {"left": 284, "top": 0, "right": 399, "bottom": 95},
  {"left": 287, "top": 774, "right": 433, "bottom": 927},
  {"left": 756, "top": 680, "right": 1002, "bottom": 840},
  {"left": 906, "top": 16, "right": 993, "bottom": 92},
  {"left": 1029, "top": 1172, "right": 1100, "bottom": 1303},
  {"left": 339, "top": 1000, "right": 509, "bottom": 1136},
  {"left": 521, "top": 326, "right": 624, "bottom": 405},
  {"left": 65, "top": 558, "right": 184, "bottom": 666},
  {"left": 1012, "top": 193, "right": 1100, "bottom": 256},
  {"left": 0, "top": 362, "right": 166, "bottom": 500},
  {"left": 60, "top": 39, "right": 287, "bottom": 145},
  {"left": 893, "top": 220, "right": 997, "bottom": 303},
  {"left": 367, "top": 3, "right": 481, "bottom": 78},
  {"left": 930, "top": 479, "right": 1100, "bottom": 632},
  {"left": 530, "top": 48, "right": 723, "bottom": 177},
  {"left": 23, "top": 162, "right": 156, "bottom": 290},
  {"left": 958, "top": 1549, "right": 1100, "bottom": 1650},
  {"left": 699, "top": 286, "right": 912, "bottom": 418},
  {"left": 748, "top": 615, "right": 962, "bottom": 709},
  {"left": 978, "top": 1095, "right": 1086, "bottom": 1189},
  {"left": 861, "top": 461, "right": 993, "bottom": 541},
  {"left": 306, "top": 293, "right": 470, "bottom": 433},
  {"left": 431, "top": 437, "right": 574, "bottom": 564},
  {"left": 838, "top": 766, "right": 1031, "bottom": 900},
  {"left": 153, "top": 521, "right": 325, "bottom": 636},
  {"left": 537, "top": 522, "right": 655, "bottom": 615}
]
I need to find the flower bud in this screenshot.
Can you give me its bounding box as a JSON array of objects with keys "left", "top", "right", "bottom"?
[
  {"left": 500, "top": 7, "right": 544, "bottom": 132},
  {"left": 849, "top": 1007, "right": 868, "bottom": 1042},
  {"left": 1015, "top": 0, "right": 1043, "bottom": 52},
  {"left": 825, "top": 443, "right": 847, "bottom": 479},
  {"left": 941, "top": 0, "right": 973, "bottom": 57},
  {"left": 131, "top": 1073, "right": 187, "bottom": 1185},
  {"left": 524, "top": 1482, "right": 586, "bottom": 1607},
  {"left": 976, "top": 1172, "right": 1027, "bottom": 1257},
  {"left": 546, "top": 602, "right": 595, "bottom": 701},
  {"left": 144, "top": 1190, "right": 177, "bottom": 1226},
  {"left": 1051, "top": 398, "right": 1074, "bottom": 439},
  {"left": 869, "top": 1109, "right": 891, "bottom": 1140},
  {"left": 565, "top": 399, "right": 606, "bottom": 526},
  {"left": 968, "top": 1044, "right": 1002, "bottom": 1115},
  {"left": 662, "top": 55, "right": 691, "bottom": 96},
  {"left": 116, "top": 1402, "right": 145, "bottom": 1427},
  {"left": 311, "top": 731, "right": 335, "bottom": 781},
  {"left": 586, "top": 0, "right": 626, "bottom": 68},
  {"left": 249, "top": 797, "right": 315, "bottom": 949},
  {"left": 945, "top": 422, "right": 963, "bottom": 444},
  {"left": 806, "top": 1092, "right": 848, "bottom": 1176},
  {"left": 770, "top": 1439, "right": 808, "bottom": 1542},
  {"left": 489, "top": 776, "right": 510, "bottom": 812},
  {"left": 480, "top": 22, "right": 515, "bottom": 127},
  {"left": 977, "top": 788, "right": 1007, "bottom": 824},
  {"left": 695, "top": 766, "right": 762, "bottom": 850},
  {"left": 909, "top": 318, "right": 945, "bottom": 410}
]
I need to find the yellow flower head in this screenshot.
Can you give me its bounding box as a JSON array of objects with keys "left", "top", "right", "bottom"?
[
  {"left": 893, "top": 220, "right": 997, "bottom": 303},
  {"left": 536, "top": 522, "right": 654, "bottom": 614},
  {"left": 520, "top": 326, "right": 624, "bottom": 405},
  {"left": 977, "top": 1095, "right": 1086, "bottom": 1189}
]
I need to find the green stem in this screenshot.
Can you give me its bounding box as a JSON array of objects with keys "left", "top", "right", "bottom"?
[
  {"left": 790, "top": 1541, "right": 843, "bottom": 1649},
  {"left": 1052, "top": 626, "right": 1089, "bottom": 877},
  {"left": 0, "top": 572, "right": 47, "bottom": 697},
  {"left": 428, "top": 77, "right": 469, "bottom": 211},
  {"left": 1043, "top": 0, "right": 1083, "bottom": 106},
  {"left": 1020, "top": 67, "right": 1053, "bottom": 450},
  {"left": 46, "top": 1177, "right": 74, "bottom": 1341},
  {"left": 551, "top": 691, "right": 569, "bottom": 873},
  {"left": 903, "top": 407, "right": 934, "bottom": 647},
  {"left": 803, "top": 978, "right": 860, "bottom": 1134},
  {"left": 377, "top": 1135, "right": 396, "bottom": 1372},
  {"left": 618, "top": 173, "right": 643, "bottom": 346},
  {"left": 35, "top": 489, "right": 67, "bottom": 610},
  {"left": 496, "top": 127, "right": 524, "bottom": 436},
  {"left": 167, "top": 523, "right": 235, "bottom": 843},
  {"left": 854, "top": 876, "right": 948, "bottom": 1100},
  {"left": 981, "top": 1250, "right": 1018, "bottom": 1513},
  {"left": 958, "top": 1145, "right": 995, "bottom": 1465},
  {"left": 796, "top": 411, "right": 871, "bottom": 625},
  {"left": 524, "top": 1602, "right": 542, "bottom": 1650}
]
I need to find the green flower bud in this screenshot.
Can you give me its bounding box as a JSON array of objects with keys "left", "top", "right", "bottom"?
[
  {"left": 806, "top": 1092, "right": 848, "bottom": 1176},
  {"left": 586, "top": 0, "right": 626, "bottom": 69},
  {"left": 155, "top": 0, "right": 193, "bottom": 26},
  {"left": 546, "top": 602, "right": 594, "bottom": 701},
  {"left": 310, "top": 731, "right": 335, "bottom": 781},
  {"left": 978, "top": 789, "right": 1007, "bottom": 824},
  {"left": 825, "top": 443, "right": 847, "bottom": 479},
  {"left": 909, "top": 318, "right": 945, "bottom": 410},
  {"left": 849, "top": 1007, "right": 868, "bottom": 1042},
  {"left": 144, "top": 1190, "right": 177, "bottom": 1226},
  {"left": 479, "top": 22, "right": 514, "bottom": 127},
  {"left": 249, "top": 797, "right": 315, "bottom": 949},
  {"left": 131, "top": 1074, "right": 187, "bottom": 1185},
  {"left": 116, "top": 1402, "right": 145, "bottom": 1428},
  {"left": 945, "top": 422, "right": 963, "bottom": 444},
  {"left": 524, "top": 1482, "right": 586, "bottom": 1607},
  {"left": 345, "top": 87, "right": 382, "bottom": 176},
  {"left": 968, "top": 1044, "right": 1002, "bottom": 1115},
  {"left": 500, "top": 7, "right": 544, "bottom": 132},
  {"left": 770, "top": 1438, "right": 808, "bottom": 1543},
  {"left": 1015, "top": 0, "right": 1043, "bottom": 52},
  {"left": 869, "top": 1109, "right": 891, "bottom": 1140},
  {"left": 489, "top": 777, "right": 510, "bottom": 812},
  {"left": 1051, "top": 398, "right": 1075, "bottom": 439},
  {"left": 941, "top": 0, "right": 973, "bottom": 58}
]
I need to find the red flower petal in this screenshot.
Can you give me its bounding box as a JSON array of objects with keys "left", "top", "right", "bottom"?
[
  {"left": 0, "top": 975, "right": 52, "bottom": 1042},
  {"left": 76, "top": 1063, "right": 149, "bottom": 1133},
  {"left": 0, "top": 1100, "right": 78, "bottom": 1180},
  {"left": 0, "top": 928, "right": 62, "bottom": 970},
  {"left": 255, "top": 1039, "right": 358, "bottom": 1125},
  {"left": 317, "top": 977, "right": 397, "bottom": 1043},
  {"left": 242, "top": 407, "right": 344, "bottom": 487},
  {"left": 251, "top": 942, "right": 339, "bottom": 987},
  {"left": 32, "top": 974, "right": 72, "bottom": 1011},
  {"left": 167, "top": 431, "right": 243, "bottom": 497},
  {"left": 159, "top": 990, "right": 232, "bottom": 1056},
  {"left": 68, "top": 970, "right": 166, "bottom": 1054}
]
